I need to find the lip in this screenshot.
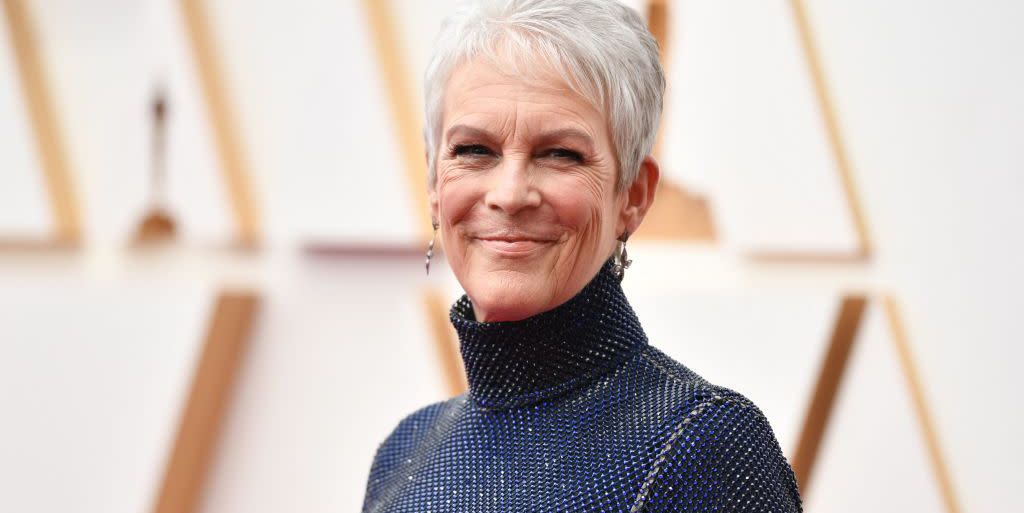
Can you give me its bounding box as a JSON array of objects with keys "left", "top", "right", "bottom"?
[{"left": 473, "top": 236, "right": 556, "bottom": 256}]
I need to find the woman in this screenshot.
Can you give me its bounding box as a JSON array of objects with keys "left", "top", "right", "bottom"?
[{"left": 362, "top": 0, "right": 802, "bottom": 511}]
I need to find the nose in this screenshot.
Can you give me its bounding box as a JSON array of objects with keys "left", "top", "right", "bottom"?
[{"left": 484, "top": 156, "right": 541, "bottom": 215}]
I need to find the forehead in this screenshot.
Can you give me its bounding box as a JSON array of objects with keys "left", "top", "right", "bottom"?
[{"left": 442, "top": 58, "right": 608, "bottom": 138}]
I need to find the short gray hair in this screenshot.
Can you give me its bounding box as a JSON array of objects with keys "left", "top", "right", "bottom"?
[{"left": 423, "top": 0, "right": 665, "bottom": 191}]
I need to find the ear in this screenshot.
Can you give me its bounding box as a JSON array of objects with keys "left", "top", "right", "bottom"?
[{"left": 617, "top": 155, "right": 660, "bottom": 237}]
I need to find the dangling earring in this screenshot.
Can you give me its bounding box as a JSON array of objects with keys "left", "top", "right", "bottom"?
[
  {"left": 425, "top": 219, "right": 439, "bottom": 275},
  {"left": 612, "top": 230, "right": 632, "bottom": 281}
]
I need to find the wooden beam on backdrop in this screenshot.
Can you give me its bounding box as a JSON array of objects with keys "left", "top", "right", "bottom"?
[
  {"left": 1, "top": 0, "right": 80, "bottom": 245},
  {"left": 883, "top": 296, "right": 962, "bottom": 513},
  {"left": 791, "top": 295, "right": 866, "bottom": 494},
  {"left": 362, "top": 0, "right": 433, "bottom": 242},
  {"left": 149, "top": 292, "right": 260, "bottom": 513},
  {"left": 179, "top": 0, "right": 261, "bottom": 247}
]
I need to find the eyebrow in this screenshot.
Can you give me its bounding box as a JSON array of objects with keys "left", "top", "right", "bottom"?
[
  {"left": 445, "top": 124, "right": 496, "bottom": 142},
  {"left": 445, "top": 124, "right": 596, "bottom": 152}
]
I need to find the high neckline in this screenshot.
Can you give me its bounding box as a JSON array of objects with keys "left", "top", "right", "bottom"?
[{"left": 449, "top": 257, "right": 649, "bottom": 410}]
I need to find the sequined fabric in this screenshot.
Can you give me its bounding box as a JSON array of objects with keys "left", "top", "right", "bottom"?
[{"left": 362, "top": 258, "right": 802, "bottom": 512}]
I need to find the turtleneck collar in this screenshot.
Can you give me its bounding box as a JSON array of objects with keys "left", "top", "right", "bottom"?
[{"left": 449, "top": 257, "right": 649, "bottom": 411}]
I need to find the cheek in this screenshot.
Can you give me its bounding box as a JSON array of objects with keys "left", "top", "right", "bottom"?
[
  {"left": 436, "top": 174, "right": 479, "bottom": 228},
  {"left": 544, "top": 175, "right": 615, "bottom": 240},
  {"left": 435, "top": 175, "right": 483, "bottom": 269}
]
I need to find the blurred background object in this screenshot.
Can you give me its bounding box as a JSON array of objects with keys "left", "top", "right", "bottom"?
[
  {"left": 132, "top": 87, "right": 177, "bottom": 244},
  {"left": 1, "top": 1, "right": 1021, "bottom": 512}
]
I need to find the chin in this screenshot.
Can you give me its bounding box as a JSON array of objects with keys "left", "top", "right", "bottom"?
[{"left": 466, "top": 271, "right": 554, "bottom": 322}]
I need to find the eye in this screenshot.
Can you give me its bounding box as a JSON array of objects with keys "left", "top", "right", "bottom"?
[
  {"left": 452, "top": 144, "right": 494, "bottom": 157},
  {"left": 543, "top": 148, "right": 584, "bottom": 163}
]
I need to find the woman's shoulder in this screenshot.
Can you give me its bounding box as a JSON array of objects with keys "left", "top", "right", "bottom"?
[
  {"left": 634, "top": 345, "right": 803, "bottom": 512},
  {"left": 370, "top": 394, "right": 465, "bottom": 463},
  {"left": 362, "top": 395, "right": 467, "bottom": 505},
  {"left": 636, "top": 344, "right": 792, "bottom": 472},
  {"left": 636, "top": 344, "right": 750, "bottom": 407}
]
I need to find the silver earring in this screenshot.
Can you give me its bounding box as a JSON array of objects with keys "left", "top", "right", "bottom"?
[
  {"left": 425, "top": 219, "right": 439, "bottom": 275},
  {"left": 612, "top": 231, "right": 632, "bottom": 281}
]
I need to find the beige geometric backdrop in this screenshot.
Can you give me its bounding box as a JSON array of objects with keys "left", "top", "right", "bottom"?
[{"left": 2, "top": 1, "right": 1022, "bottom": 512}]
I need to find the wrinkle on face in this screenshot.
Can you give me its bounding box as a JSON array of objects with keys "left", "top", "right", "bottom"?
[{"left": 432, "top": 57, "right": 626, "bottom": 322}]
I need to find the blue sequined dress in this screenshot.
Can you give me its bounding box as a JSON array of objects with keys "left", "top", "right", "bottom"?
[{"left": 362, "top": 258, "right": 802, "bottom": 512}]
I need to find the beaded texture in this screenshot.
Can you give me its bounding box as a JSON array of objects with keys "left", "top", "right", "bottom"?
[{"left": 362, "top": 258, "right": 802, "bottom": 512}]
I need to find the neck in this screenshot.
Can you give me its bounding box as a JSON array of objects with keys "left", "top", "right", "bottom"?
[{"left": 449, "top": 257, "right": 648, "bottom": 410}]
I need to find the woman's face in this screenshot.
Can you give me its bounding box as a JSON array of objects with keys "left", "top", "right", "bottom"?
[{"left": 429, "top": 58, "right": 656, "bottom": 322}]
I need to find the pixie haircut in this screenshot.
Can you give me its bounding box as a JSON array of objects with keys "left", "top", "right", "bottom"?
[{"left": 423, "top": 0, "right": 665, "bottom": 191}]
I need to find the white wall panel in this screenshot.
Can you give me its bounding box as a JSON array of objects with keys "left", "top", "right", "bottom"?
[
  {"left": 0, "top": 279, "right": 212, "bottom": 513},
  {"left": 805, "top": 2, "right": 1024, "bottom": 510},
  {"left": 661, "top": 0, "right": 861, "bottom": 254},
  {"left": 197, "top": 259, "right": 448, "bottom": 513},
  {"left": 242, "top": 0, "right": 420, "bottom": 245},
  {"left": 25, "top": 0, "right": 149, "bottom": 245},
  {"left": 0, "top": 4, "right": 52, "bottom": 237}
]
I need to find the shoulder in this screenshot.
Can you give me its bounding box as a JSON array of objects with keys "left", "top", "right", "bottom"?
[
  {"left": 635, "top": 344, "right": 743, "bottom": 410},
  {"left": 375, "top": 396, "right": 460, "bottom": 456},
  {"left": 632, "top": 346, "right": 803, "bottom": 512},
  {"left": 362, "top": 395, "right": 467, "bottom": 503}
]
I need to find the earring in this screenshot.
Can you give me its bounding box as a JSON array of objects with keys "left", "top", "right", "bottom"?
[
  {"left": 612, "top": 231, "right": 632, "bottom": 281},
  {"left": 425, "top": 219, "right": 439, "bottom": 275}
]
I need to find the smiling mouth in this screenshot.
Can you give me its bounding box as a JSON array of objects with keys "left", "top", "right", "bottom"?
[{"left": 473, "top": 236, "right": 556, "bottom": 255}]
